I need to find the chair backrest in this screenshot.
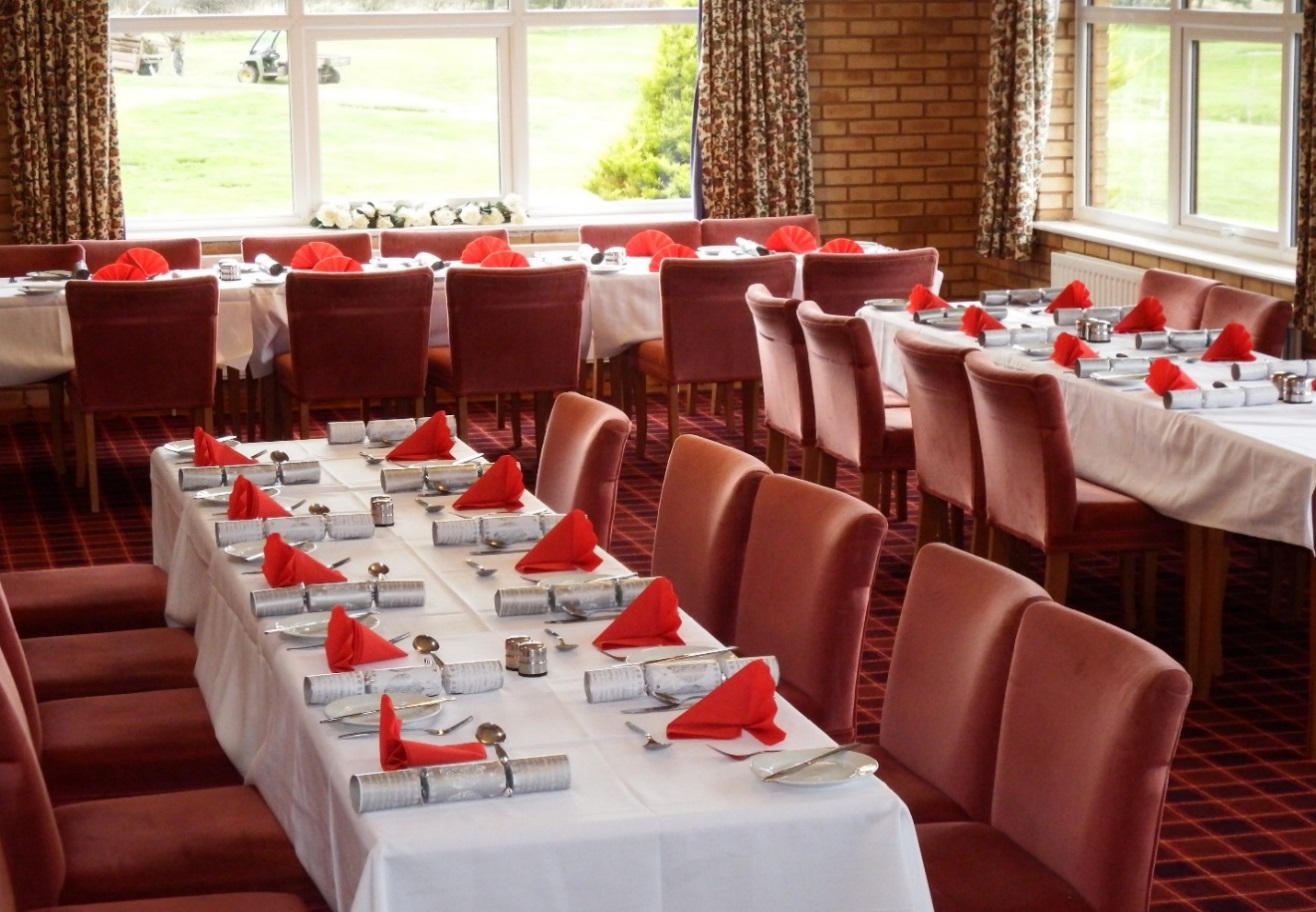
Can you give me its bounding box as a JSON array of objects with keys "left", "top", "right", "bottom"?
[
  {"left": 658, "top": 254, "right": 796, "bottom": 385},
  {"left": 1137, "top": 268, "right": 1222, "bottom": 331},
  {"left": 993, "top": 600, "right": 1191, "bottom": 912},
  {"left": 578, "top": 220, "right": 702, "bottom": 252},
  {"left": 801, "top": 248, "right": 940, "bottom": 316},
  {"left": 745, "top": 284, "right": 813, "bottom": 446},
  {"left": 73, "top": 238, "right": 202, "bottom": 272},
  {"left": 65, "top": 276, "right": 219, "bottom": 413},
  {"left": 535, "top": 392, "right": 632, "bottom": 550},
  {"left": 733, "top": 474, "right": 887, "bottom": 741},
  {"left": 284, "top": 268, "right": 433, "bottom": 402},
  {"left": 1199, "top": 285, "right": 1293, "bottom": 358},
  {"left": 379, "top": 227, "right": 509, "bottom": 261},
  {"left": 881, "top": 543, "right": 1048, "bottom": 822},
  {"left": 699, "top": 215, "right": 821, "bottom": 247},
  {"left": 444, "top": 263, "right": 588, "bottom": 396},
  {"left": 241, "top": 232, "right": 374, "bottom": 265},
  {"left": 795, "top": 299, "right": 892, "bottom": 470},
  {"left": 0, "top": 243, "right": 84, "bottom": 278},
  {"left": 650, "top": 435, "right": 771, "bottom": 644},
  {"left": 894, "top": 330, "right": 982, "bottom": 515}
]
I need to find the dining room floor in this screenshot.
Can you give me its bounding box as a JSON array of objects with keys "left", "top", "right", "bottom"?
[{"left": 2, "top": 395, "right": 1315, "bottom": 912}]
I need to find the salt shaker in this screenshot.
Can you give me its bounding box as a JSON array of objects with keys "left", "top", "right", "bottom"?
[{"left": 517, "top": 642, "right": 548, "bottom": 678}]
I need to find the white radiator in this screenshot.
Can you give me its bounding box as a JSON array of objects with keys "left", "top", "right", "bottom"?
[{"left": 1049, "top": 252, "right": 1145, "bottom": 308}]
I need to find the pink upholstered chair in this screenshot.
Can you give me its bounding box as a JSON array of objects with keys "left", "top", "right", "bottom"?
[
  {"left": 744, "top": 284, "right": 816, "bottom": 477},
  {"left": 2, "top": 565, "right": 167, "bottom": 638},
  {"left": 578, "top": 220, "right": 702, "bottom": 252},
  {"left": 65, "top": 276, "right": 219, "bottom": 512},
  {"left": 240, "top": 231, "right": 373, "bottom": 266},
  {"left": 918, "top": 600, "right": 1191, "bottom": 912},
  {"left": 699, "top": 214, "right": 821, "bottom": 247},
  {"left": 895, "top": 330, "right": 986, "bottom": 553},
  {"left": 272, "top": 267, "right": 433, "bottom": 439},
  {"left": 428, "top": 263, "right": 587, "bottom": 449},
  {"left": 0, "top": 243, "right": 85, "bottom": 277},
  {"left": 1137, "top": 268, "right": 1222, "bottom": 331},
  {"left": 801, "top": 247, "right": 939, "bottom": 317},
  {"left": 629, "top": 254, "right": 796, "bottom": 458},
  {"left": 796, "top": 300, "right": 915, "bottom": 520},
  {"left": 650, "top": 435, "right": 771, "bottom": 644},
  {"left": 964, "top": 351, "right": 1184, "bottom": 627},
  {"left": 733, "top": 474, "right": 888, "bottom": 742},
  {"left": 534, "top": 391, "right": 632, "bottom": 550},
  {"left": 73, "top": 238, "right": 202, "bottom": 272},
  {"left": 861, "top": 543, "right": 1048, "bottom": 824},
  {"left": 1199, "top": 285, "right": 1293, "bottom": 358},
  {"left": 379, "top": 227, "right": 509, "bottom": 261}
]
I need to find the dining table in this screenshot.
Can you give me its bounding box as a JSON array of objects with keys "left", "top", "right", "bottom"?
[{"left": 149, "top": 430, "right": 934, "bottom": 912}]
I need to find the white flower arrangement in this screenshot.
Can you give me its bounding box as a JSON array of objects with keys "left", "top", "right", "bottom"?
[{"left": 310, "top": 195, "right": 527, "bottom": 230}]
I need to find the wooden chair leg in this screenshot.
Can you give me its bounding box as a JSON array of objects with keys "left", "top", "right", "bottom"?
[
  {"left": 196, "top": 405, "right": 214, "bottom": 435},
  {"left": 48, "top": 378, "right": 65, "bottom": 474},
  {"left": 915, "top": 494, "right": 947, "bottom": 551},
  {"left": 859, "top": 471, "right": 883, "bottom": 510},
  {"left": 299, "top": 402, "right": 311, "bottom": 441},
  {"left": 666, "top": 384, "right": 681, "bottom": 448},
  {"left": 801, "top": 445, "right": 820, "bottom": 483},
  {"left": 84, "top": 413, "right": 100, "bottom": 513},
  {"left": 741, "top": 379, "right": 757, "bottom": 452},
  {"left": 816, "top": 452, "right": 838, "bottom": 490},
  {"left": 1043, "top": 551, "right": 1070, "bottom": 603},
  {"left": 533, "top": 391, "right": 553, "bottom": 454},
  {"left": 986, "top": 525, "right": 1012, "bottom": 567},
  {"left": 510, "top": 392, "right": 523, "bottom": 449},
  {"left": 968, "top": 512, "right": 989, "bottom": 557},
  {"left": 893, "top": 470, "right": 908, "bottom": 522},
  {"left": 1118, "top": 552, "right": 1138, "bottom": 629},
  {"left": 766, "top": 429, "right": 787, "bottom": 474},
  {"left": 632, "top": 365, "right": 649, "bottom": 459},
  {"left": 72, "top": 404, "right": 87, "bottom": 489},
  {"left": 948, "top": 505, "right": 965, "bottom": 549}
]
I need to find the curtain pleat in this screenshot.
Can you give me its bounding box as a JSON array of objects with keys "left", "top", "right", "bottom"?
[{"left": 1295, "top": 3, "right": 1316, "bottom": 337}]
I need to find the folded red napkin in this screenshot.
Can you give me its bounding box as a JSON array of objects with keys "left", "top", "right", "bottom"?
[
  {"left": 191, "top": 427, "right": 256, "bottom": 467},
  {"left": 648, "top": 243, "right": 698, "bottom": 271},
  {"left": 461, "top": 236, "right": 510, "bottom": 264},
  {"left": 1114, "top": 296, "right": 1166, "bottom": 334},
  {"left": 452, "top": 454, "right": 524, "bottom": 510},
  {"left": 480, "top": 250, "right": 530, "bottom": 268},
  {"left": 764, "top": 225, "right": 818, "bottom": 253},
  {"left": 262, "top": 533, "right": 348, "bottom": 587},
  {"left": 311, "top": 255, "right": 363, "bottom": 272},
  {"left": 626, "top": 229, "right": 674, "bottom": 257},
  {"left": 1050, "top": 332, "right": 1097, "bottom": 368},
  {"left": 592, "top": 577, "right": 685, "bottom": 650},
  {"left": 290, "top": 241, "right": 343, "bottom": 270},
  {"left": 386, "top": 411, "right": 455, "bottom": 461},
  {"left": 325, "top": 605, "right": 407, "bottom": 672},
  {"left": 116, "top": 247, "right": 169, "bottom": 277},
  {"left": 228, "top": 474, "right": 291, "bottom": 520},
  {"left": 1146, "top": 357, "right": 1198, "bottom": 395},
  {"left": 1202, "top": 322, "right": 1256, "bottom": 362},
  {"left": 665, "top": 660, "right": 785, "bottom": 744},
  {"left": 905, "top": 284, "right": 947, "bottom": 312},
  {"left": 514, "top": 509, "right": 603, "bottom": 573},
  {"left": 378, "top": 695, "right": 488, "bottom": 771},
  {"left": 1045, "top": 280, "right": 1092, "bottom": 313},
  {"left": 817, "top": 237, "right": 862, "bottom": 254},
  {"left": 960, "top": 305, "right": 1005, "bottom": 337},
  {"left": 91, "top": 262, "right": 147, "bottom": 281}
]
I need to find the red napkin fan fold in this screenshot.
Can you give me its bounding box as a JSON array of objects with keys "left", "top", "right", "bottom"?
[
  {"left": 763, "top": 225, "right": 818, "bottom": 253},
  {"left": 514, "top": 509, "right": 603, "bottom": 573},
  {"left": 91, "top": 262, "right": 147, "bottom": 281},
  {"left": 1114, "top": 297, "right": 1166, "bottom": 334},
  {"left": 1146, "top": 358, "right": 1199, "bottom": 395},
  {"left": 1045, "top": 280, "right": 1092, "bottom": 313},
  {"left": 905, "top": 284, "right": 947, "bottom": 313},
  {"left": 387, "top": 411, "right": 455, "bottom": 461},
  {"left": 452, "top": 455, "right": 524, "bottom": 510},
  {"left": 648, "top": 243, "right": 699, "bottom": 272},
  {"left": 378, "top": 695, "right": 488, "bottom": 771},
  {"left": 1202, "top": 322, "right": 1256, "bottom": 362},
  {"left": 480, "top": 250, "right": 530, "bottom": 268},
  {"left": 960, "top": 305, "right": 1006, "bottom": 337},
  {"left": 311, "top": 255, "right": 363, "bottom": 272},
  {"left": 625, "top": 229, "right": 675, "bottom": 257},
  {"left": 665, "top": 660, "right": 785, "bottom": 745},
  {"left": 592, "top": 577, "right": 685, "bottom": 650},
  {"left": 227, "top": 474, "right": 291, "bottom": 520},
  {"left": 1051, "top": 332, "right": 1098, "bottom": 368},
  {"left": 116, "top": 247, "right": 170, "bottom": 277},
  {"left": 262, "top": 533, "right": 348, "bottom": 587},
  {"left": 461, "top": 236, "right": 510, "bottom": 264},
  {"left": 818, "top": 237, "right": 863, "bottom": 254},
  {"left": 290, "top": 241, "right": 344, "bottom": 270},
  {"left": 192, "top": 427, "right": 256, "bottom": 466},
  {"left": 325, "top": 605, "right": 407, "bottom": 672}
]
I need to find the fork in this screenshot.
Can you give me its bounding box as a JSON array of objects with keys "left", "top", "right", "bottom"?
[{"left": 706, "top": 745, "right": 785, "bottom": 761}]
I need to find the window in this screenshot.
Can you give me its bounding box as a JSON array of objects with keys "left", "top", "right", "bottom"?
[
  {"left": 1076, "top": 0, "right": 1299, "bottom": 256},
  {"left": 109, "top": 1, "right": 698, "bottom": 230}
]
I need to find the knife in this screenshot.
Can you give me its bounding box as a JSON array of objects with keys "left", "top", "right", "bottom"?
[
  {"left": 634, "top": 646, "right": 737, "bottom": 666},
  {"left": 319, "top": 696, "right": 452, "bottom": 723},
  {"left": 762, "top": 743, "right": 860, "bottom": 781},
  {"left": 468, "top": 546, "right": 535, "bottom": 555},
  {"left": 264, "top": 609, "right": 374, "bottom": 634},
  {"left": 621, "top": 701, "right": 699, "bottom": 714}
]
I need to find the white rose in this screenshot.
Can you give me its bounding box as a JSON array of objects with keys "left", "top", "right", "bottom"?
[
  {"left": 358, "top": 203, "right": 376, "bottom": 218},
  {"left": 315, "top": 203, "right": 343, "bottom": 226},
  {"left": 431, "top": 207, "right": 454, "bottom": 226},
  {"left": 459, "top": 204, "right": 482, "bottom": 226},
  {"left": 482, "top": 209, "right": 505, "bottom": 225},
  {"left": 335, "top": 209, "right": 356, "bottom": 229},
  {"left": 351, "top": 213, "right": 370, "bottom": 230},
  {"left": 376, "top": 202, "right": 395, "bottom": 217},
  {"left": 511, "top": 211, "right": 527, "bottom": 224},
  {"left": 502, "top": 193, "right": 523, "bottom": 209}
]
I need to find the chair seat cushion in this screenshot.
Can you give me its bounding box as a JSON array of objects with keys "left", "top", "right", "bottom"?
[
  {"left": 634, "top": 339, "right": 670, "bottom": 382},
  {"left": 860, "top": 743, "right": 972, "bottom": 824},
  {"left": 24, "top": 627, "right": 197, "bottom": 702},
  {"left": 37, "top": 893, "right": 310, "bottom": 912},
  {"left": 3, "top": 565, "right": 167, "bottom": 638},
  {"left": 1046, "top": 478, "right": 1182, "bottom": 552},
  {"left": 426, "top": 346, "right": 455, "bottom": 389},
  {"left": 883, "top": 387, "right": 909, "bottom": 409},
  {"left": 916, "top": 821, "right": 1096, "bottom": 912}
]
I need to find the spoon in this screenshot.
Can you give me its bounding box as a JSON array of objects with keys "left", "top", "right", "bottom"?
[
  {"left": 543, "top": 627, "right": 577, "bottom": 652},
  {"left": 427, "top": 480, "right": 454, "bottom": 495},
  {"left": 359, "top": 451, "right": 383, "bottom": 465},
  {"left": 625, "top": 720, "right": 672, "bottom": 751},
  {"left": 482, "top": 537, "right": 507, "bottom": 550},
  {"left": 416, "top": 497, "right": 445, "bottom": 514},
  {"left": 367, "top": 562, "right": 390, "bottom": 579},
  {"left": 476, "top": 722, "right": 515, "bottom": 795},
  {"left": 308, "top": 503, "right": 331, "bottom": 515},
  {"left": 270, "top": 450, "right": 289, "bottom": 464},
  {"left": 465, "top": 559, "right": 497, "bottom": 578},
  {"left": 412, "top": 633, "right": 445, "bottom": 668}
]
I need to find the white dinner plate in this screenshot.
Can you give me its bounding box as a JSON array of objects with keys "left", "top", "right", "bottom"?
[
  {"left": 624, "top": 645, "right": 720, "bottom": 664},
  {"left": 322, "top": 693, "right": 443, "bottom": 729},
  {"left": 250, "top": 275, "right": 285, "bottom": 286},
  {"left": 18, "top": 280, "right": 66, "bottom": 294},
  {"left": 525, "top": 569, "right": 616, "bottom": 585},
  {"left": 164, "top": 436, "right": 237, "bottom": 456},
  {"left": 1013, "top": 345, "right": 1055, "bottom": 359},
  {"left": 752, "top": 748, "right": 878, "bottom": 787},
  {"left": 223, "top": 539, "right": 315, "bottom": 562},
  {"left": 697, "top": 245, "right": 741, "bottom": 258},
  {"left": 1091, "top": 372, "right": 1149, "bottom": 388},
  {"left": 857, "top": 241, "right": 894, "bottom": 254},
  {"left": 280, "top": 610, "right": 380, "bottom": 642},
  {"left": 587, "top": 263, "right": 627, "bottom": 275},
  {"left": 193, "top": 485, "right": 280, "bottom": 505},
  {"left": 864, "top": 298, "right": 907, "bottom": 312},
  {"left": 26, "top": 270, "right": 73, "bottom": 280}
]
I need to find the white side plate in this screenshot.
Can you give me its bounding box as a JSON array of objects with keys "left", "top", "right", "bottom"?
[{"left": 752, "top": 749, "right": 878, "bottom": 787}]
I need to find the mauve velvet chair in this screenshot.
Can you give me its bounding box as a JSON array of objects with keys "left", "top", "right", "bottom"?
[
  {"left": 240, "top": 231, "right": 373, "bottom": 266},
  {"left": 534, "top": 391, "right": 632, "bottom": 551},
  {"left": 629, "top": 254, "right": 796, "bottom": 458},
  {"left": 73, "top": 238, "right": 202, "bottom": 272},
  {"left": 578, "top": 220, "right": 702, "bottom": 253},
  {"left": 796, "top": 300, "right": 915, "bottom": 521},
  {"left": 745, "top": 284, "right": 817, "bottom": 478},
  {"left": 650, "top": 435, "right": 771, "bottom": 644},
  {"left": 273, "top": 267, "right": 433, "bottom": 439},
  {"left": 379, "top": 227, "right": 509, "bottom": 261},
  {"left": 428, "top": 263, "right": 587, "bottom": 450},
  {"left": 895, "top": 330, "right": 986, "bottom": 553},
  {"left": 918, "top": 600, "right": 1192, "bottom": 912},
  {"left": 860, "top": 543, "right": 1048, "bottom": 824},
  {"left": 964, "top": 351, "right": 1185, "bottom": 630},
  {"left": 800, "top": 247, "right": 939, "bottom": 317},
  {"left": 0, "top": 243, "right": 85, "bottom": 277},
  {"left": 1, "top": 565, "right": 167, "bottom": 638},
  {"left": 699, "top": 214, "right": 821, "bottom": 247},
  {"left": 733, "top": 474, "right": 887, "bottom": 743},
  {"left": 1136, "top": 268, "right": 1222, "bottom": 331},
  {"left": 1199, "top": 285, "right": 1293, "bottom": 358},
  {"left": 65, "top": 276, "right": 219, "bottom": 512}
]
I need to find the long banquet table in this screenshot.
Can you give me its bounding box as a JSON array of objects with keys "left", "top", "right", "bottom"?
[{"left": 150, "top": 436, "right": 933, "bottom": 912}]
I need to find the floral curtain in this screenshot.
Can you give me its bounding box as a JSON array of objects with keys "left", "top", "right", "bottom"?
[
  {"left": 1, "top": 0, "right": 124, "bottom": 244},
  {"left": 696, "top": 0, "right": 813, "bottom": 219},
  {"left": 975, "top": 0, "right": 1056, "bottom": 260},
  {"left": 1295, "top": 1, "right": 1316, "bottom": 337}
]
